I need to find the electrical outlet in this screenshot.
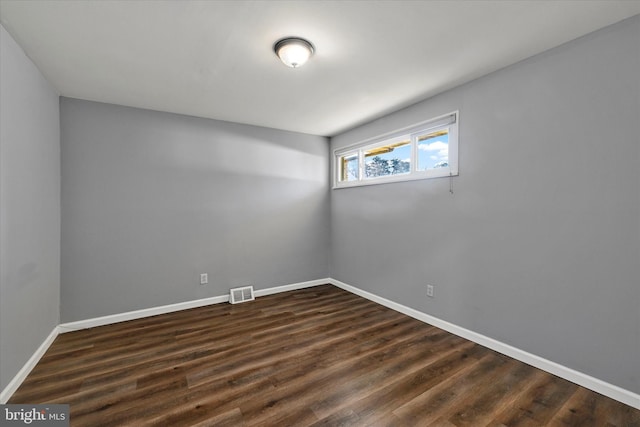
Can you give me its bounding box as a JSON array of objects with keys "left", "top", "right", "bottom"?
[
  {"left": 427, "top": 284, "right": 434, "bottom": 298},
  {"left": 200, "top": 273, "right": 208, "bottom": 285}
]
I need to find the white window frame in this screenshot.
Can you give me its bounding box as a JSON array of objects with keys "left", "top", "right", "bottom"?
[{"left": 333, "top": 111, "right": 458, "bottom": 189}]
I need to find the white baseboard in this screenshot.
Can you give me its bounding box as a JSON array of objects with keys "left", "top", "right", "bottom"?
[
  {"left": 0, "top": 326, "right": 60, "bottom": 404},
  {"left": 254, "top": 278, "right": 331, "bottom": 298},
  {"left": 329, "top": 278, "right": 640, "bottom": 410},
  {"left": 4, "top": 277, "right": 638, "bottom": 410},
  {"left": 57, "top": 295, "right": 230, "bottom": 333},
  {"left": 57, "top": 278, "right": 332, "bottom": 333}
]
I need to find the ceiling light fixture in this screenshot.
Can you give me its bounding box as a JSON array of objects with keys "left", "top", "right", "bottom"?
[{"left": 274, "top": 37, "right": 314, "bottom": 68}]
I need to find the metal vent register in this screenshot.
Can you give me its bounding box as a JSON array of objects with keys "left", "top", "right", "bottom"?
[{"left": 229, "top": 286, "right": 255, "bottom": 304}]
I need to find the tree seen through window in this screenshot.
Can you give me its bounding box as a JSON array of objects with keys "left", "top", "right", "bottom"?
[{"left": 364, "top": 141, "right": 411, "bottom": 178}]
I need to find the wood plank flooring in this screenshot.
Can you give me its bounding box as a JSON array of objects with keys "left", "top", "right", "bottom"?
[{"left": 8, "top": 284, "right": 640, "bottom": 426}]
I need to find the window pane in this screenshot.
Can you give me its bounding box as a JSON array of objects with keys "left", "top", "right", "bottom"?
[
  {"left": 417, "top": 129, "right": 449, "bottom": 170},
  {"left": 364, "top": 140, "right": 411, "bottom": 179},
  {"left": 339, "top": 153, "right": 359, "bottom": 182}
]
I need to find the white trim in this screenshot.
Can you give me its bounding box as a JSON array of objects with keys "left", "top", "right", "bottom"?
[
  {"left": 58, "top": 278, "right": 331, "bottom": 333},
  {"left": 58, "top": 295, "right": 230, "bottom": 333},
  {"left": 329, "top": 278, "right": 640, "bottom": 410},
  {"left": 333, "top": 168, "right": 456, "bottom": 189},
  {"left": 0, "top": 326, "right": 60, "bottom": 404},
  {"left": 334, "top": 111, "right": 457, "bottom": 154},
  {"left": 3, "top": 278, "right": 638, "bottom": 410},
  {"left": 254, "top": 278, "right": 331, "bottom": 297}
]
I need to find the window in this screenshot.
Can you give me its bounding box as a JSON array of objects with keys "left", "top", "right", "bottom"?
[
  {"left": 364, "top": 137, "right": 411, "bottom": 179},
  {"left": 334, "top": 112, "right": 458, "bottom": 188}
]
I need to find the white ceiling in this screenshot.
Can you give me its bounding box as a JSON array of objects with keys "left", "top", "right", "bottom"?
[{"left": 1, "top": 1, "right": 639, "bottom": 136}]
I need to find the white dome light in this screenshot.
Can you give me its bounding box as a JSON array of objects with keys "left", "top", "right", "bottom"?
[{"left": 274, "top": 37, "right": 314, "bottom": 68}]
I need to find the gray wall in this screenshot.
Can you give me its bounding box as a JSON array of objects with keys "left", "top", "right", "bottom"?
[
  {"left": 0, "top": 25, "right": 60, "bottom": 392},
  {"left": 60, "top": 98, "right": 330, "bottom": 322},
  {"left": 330, "top": 16, "right": 640, "bottom": 393}
]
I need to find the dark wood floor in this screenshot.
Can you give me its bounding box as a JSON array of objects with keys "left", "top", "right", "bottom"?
[{"left": 9, "top": 284, "right": 640, "bottom": 426}]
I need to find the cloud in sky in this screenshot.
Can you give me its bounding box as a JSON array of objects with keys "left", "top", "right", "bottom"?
[
  {"left": 419, "top": 140, "right": 448, "bottom": 159},
  {"left": 419, "top": 141, "right": 448, "bottom": 152}
]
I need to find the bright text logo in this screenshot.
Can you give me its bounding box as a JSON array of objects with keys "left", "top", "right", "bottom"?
[{"left": 0, "top": 405, "right": 69, "bottom": 426}]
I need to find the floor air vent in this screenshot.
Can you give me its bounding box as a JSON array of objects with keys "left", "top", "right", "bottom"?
[{"left": 230, "top": 286, "right": 255, "bottom": 304}]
